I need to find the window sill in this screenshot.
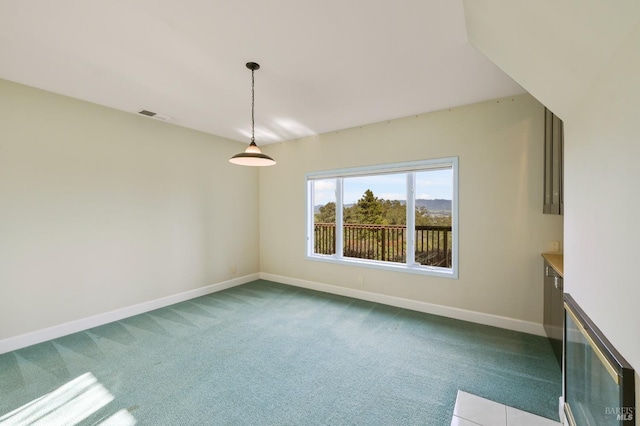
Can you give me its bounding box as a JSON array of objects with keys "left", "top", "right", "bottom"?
[{"left": 306, "top": 254, "right": 458, "bottom": 279}]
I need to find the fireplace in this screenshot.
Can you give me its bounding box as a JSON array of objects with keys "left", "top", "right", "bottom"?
[{"left": 564, "top": 294, "right": 635, "bottom": 425}]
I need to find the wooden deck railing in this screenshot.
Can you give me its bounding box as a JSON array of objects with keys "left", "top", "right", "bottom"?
[{"left": 313, "top": 223, "right": 452, "bottom": 268}]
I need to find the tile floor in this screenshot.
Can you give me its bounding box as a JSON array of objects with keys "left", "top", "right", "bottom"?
[{"left": 451, "top": 391, "right": 562, "bottom": 426}]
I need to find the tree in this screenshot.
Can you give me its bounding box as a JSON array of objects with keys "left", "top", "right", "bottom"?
[
  {"left": 381, "top": 199, "right": 406, "bottom": 225},
  {"left": 355, "top": 189, "right": 384, "bottom": 224},
  {"left": 315, "top": 202, "right": 336, "bottom": 223},
  {"left": 415, "top": 205, "right": 431, "bottom": 226}
]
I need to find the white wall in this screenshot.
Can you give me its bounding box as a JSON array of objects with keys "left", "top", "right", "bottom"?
[
  {"left": 463, "top": 0, "right": 640, "bottom": 120},
  {"left": 564, "top": 22, "right": 640, "bottom": 398},
  {"left": 0, "top": 79, "right": 260, "bottom": 342},
  {"left": 259, "top": 94, "right": 562, "bottom": 326},
  {"left": 464, "top": 0, "right": 640, "bottom": 404}
]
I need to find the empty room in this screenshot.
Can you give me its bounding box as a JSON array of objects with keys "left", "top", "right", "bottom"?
[{"left": 1, "top": 1, "right": 638, "bottom": 425}]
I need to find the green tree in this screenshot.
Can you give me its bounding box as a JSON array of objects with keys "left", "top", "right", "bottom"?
[
  {"left": 315, "top": 202, "right": 336, "bottom": 223},
  {"left": 343, "top": 204, "right": 358, "bottom": 224},
  {"left": 415, "top": 205, "right": 431, "bottom": 226},
  {"left": 355, "top": 189, "right": 384, "bottom": 224},
  {"left": 381, "top": 199, "right": 406, "bottom": 225}
]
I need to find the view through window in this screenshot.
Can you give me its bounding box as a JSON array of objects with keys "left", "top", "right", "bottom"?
[{"left": 307, "top": 158, "right": 458, "bottom": 278}]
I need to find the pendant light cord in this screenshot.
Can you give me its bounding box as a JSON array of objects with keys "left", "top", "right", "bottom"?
[
  {"left": 251, "top": 67, "right": 255, "bottom": 143},
  {"left": 229, "top": 61, "right": 275, "bottom": 166}
]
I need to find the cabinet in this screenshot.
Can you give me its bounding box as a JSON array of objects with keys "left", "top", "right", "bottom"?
[
  {"left": 543, "top": 258, "right": 563, "bottom": 367},
  {"left": 544, "top": 108, "right": 563, "bottom": 215}
]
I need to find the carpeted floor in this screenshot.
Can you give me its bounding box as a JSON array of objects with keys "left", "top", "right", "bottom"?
[{"left": 0, "top": 280, "right": 561, "bottom": 425}]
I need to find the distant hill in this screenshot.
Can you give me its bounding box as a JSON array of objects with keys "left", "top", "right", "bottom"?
[{"left": 415, "top": 199, "right": 451, "bottom": 213}]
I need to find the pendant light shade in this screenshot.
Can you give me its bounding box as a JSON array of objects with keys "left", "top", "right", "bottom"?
[{"left": 229, "top": 62, "right": 276, "bottom": 167}]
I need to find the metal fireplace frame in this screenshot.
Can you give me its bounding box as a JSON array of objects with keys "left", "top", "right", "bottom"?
[{"left": 564, "top": 294, "right": 635, "bottom": 425}]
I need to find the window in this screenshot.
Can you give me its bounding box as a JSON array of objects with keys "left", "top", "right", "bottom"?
[{"left": 306, "top": 157, "right": 458, "bottom": 278}]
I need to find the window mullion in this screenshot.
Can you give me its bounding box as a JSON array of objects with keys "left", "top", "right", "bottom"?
[
  {"left": 335, "top": 178, "right": 344, "bottom": 258},
  {"left": 406, "top": 173, "right": 416, "bottom": 266},
  {"left": 307, "top": 180, "right": 313, "bottom": 254}
]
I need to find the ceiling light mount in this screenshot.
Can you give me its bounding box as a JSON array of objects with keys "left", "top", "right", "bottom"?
[
  {"left": 246, "top": 62, "right": 260, "bottom": 72},
  {"left": 229, "top": 61, "right": 276, "bottom": 167}
]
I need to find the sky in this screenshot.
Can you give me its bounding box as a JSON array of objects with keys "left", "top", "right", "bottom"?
[{"left": 312, "top": 169, "right": 453, "bottom": 205}]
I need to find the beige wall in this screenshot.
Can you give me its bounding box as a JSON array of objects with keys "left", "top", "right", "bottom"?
[
  {"left": 259, "top": 94, "right": 563, "bottom": 324},
  {"left": 0, "top": 79, "right": 260, "bottom": 340}
]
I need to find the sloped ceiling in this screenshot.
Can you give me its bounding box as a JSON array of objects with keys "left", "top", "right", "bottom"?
[
  {"left": 463, "top": 0, "right": 640, "bottom": 119},
  {"left": 0, "top": 0, "right": 524, "bottom": 144}
]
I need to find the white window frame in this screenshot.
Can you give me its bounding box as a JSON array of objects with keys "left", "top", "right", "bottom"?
[{"left": 306, "top": 157, "right": 459, "bottom": 279}]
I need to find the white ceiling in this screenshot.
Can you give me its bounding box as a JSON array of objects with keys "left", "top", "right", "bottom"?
[{"left": 0, "top": 0, "right": 524, "bottom": 145}]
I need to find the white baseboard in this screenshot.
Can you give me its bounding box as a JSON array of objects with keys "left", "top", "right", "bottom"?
[
  {"left": 260, "top": 273, "right": 546, "bottom": 336},
  {"left": 0, "top": 274, "right": 258, "bottom": 355},
  {"left": 1, "top": 272, "right": 545, "bottom": 355}
]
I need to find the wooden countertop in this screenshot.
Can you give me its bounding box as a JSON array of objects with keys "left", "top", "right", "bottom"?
[{"left": 542, "top": 253, "right": 563, "bottom": 277}]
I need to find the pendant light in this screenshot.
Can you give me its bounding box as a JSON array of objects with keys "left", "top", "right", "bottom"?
[{"left": 229, "top": 62, "right": 276, "bottom": 167}]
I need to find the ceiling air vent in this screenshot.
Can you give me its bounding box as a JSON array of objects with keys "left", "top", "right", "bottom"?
[{"left": 138, "top": 109, "right": 171, "bottom": 122}]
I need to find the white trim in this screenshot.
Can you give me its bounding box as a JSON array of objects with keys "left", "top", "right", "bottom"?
[
  {"left": 259, "top": 272, "right": 545, "bottom": 336},
  {"left": 306, "top": 157, "right": 455, "bottom": 179},
  {"left": 304, "top": 254, "right": 457, "bottom": 278},
  {"left": 406, "top": 173, "right": 416, "bottom": 265},
  {"left": 450, "top": 156, "right": 459, "bottom": 277},
  {"left": 0, "top": 274, "right": 258, "bottom": 355},
  {"left": 335, "top": 178, "right": 344, "bottom": 256},
  {"left": 306, "top": 179, "right": 313, "bottom": 255}
]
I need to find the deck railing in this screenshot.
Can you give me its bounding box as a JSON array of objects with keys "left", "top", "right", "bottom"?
[{"left": 313, "top": 223, "right": 452, "bottom": 268}]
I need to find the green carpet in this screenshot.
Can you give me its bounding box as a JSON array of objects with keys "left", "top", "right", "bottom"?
[{"left": 0, "top": 280, "right": 561, "bottom": 425}]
